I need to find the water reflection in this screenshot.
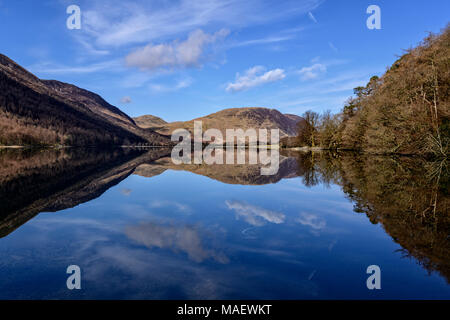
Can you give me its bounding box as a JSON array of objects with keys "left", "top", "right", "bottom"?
[
  {"left": 225, "top": 200, "right": 286, "bottom": 226},
  {"left": 0, "top": 148, "right": 448, "bottom": 298},
  {"left": 0, "top": 147, "right": 171, "bottom": 237},
  {"left": 125, "top": 222, "right": 229, "bottom": 264},
  {"left": 296, "top": 212, "right": 327, "bottom": 232},
  {"left": 294, "top": 151, "right": 450, "bottom": 283}
]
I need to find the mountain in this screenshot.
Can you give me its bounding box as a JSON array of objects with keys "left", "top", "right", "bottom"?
[
  {"left": 0, "top": 53, "right": 303, "bottom": 147},
  {"left": 0, "top": 54, "right": 170, "bottom": 146},
  {"left": 134, "top": 107, "right": 304, "bottom": 140},
  {"left": 43, "top": 80, "right": 135, "bottom": 126}
]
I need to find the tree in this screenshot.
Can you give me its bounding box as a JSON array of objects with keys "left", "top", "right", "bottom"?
[
  {"left": 318, "top": 110, "right": 340, "bottom": 149},
  {"left": 297, "top": 110, "right": 320, "bottom": 147}
]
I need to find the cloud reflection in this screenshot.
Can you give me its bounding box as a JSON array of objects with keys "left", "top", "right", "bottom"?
[
  {"left": 125, "top": 222, "right": 228, "bottom": 264},
  {"left": 149, "top": 200, "right": 191, "bottom": 213},
  {"left": 296, "top": 212, "right": 326, "bottom": 231},
  {"left": 225, "top": 200, "right": 285, "bottom": 226}
]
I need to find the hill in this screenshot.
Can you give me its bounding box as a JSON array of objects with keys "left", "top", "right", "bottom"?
[
  {"left": 0, "top": 54, "right": 169, "bottom": 146},
  {"left": 296, "top": 25, "right": 450, "bottom": 156},
  {"left": 134, "top": 107, "right": 304, "bottom": 141},
  {"left": 133, "top": 115, "right": 167, "bottom": 129},
  {"left": 339, "top": 26, "right": 449, "bottom": 155}
]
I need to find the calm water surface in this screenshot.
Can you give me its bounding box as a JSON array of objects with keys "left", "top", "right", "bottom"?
[{"left": 0, "top": 148, "right": 448, "bottom": 299}]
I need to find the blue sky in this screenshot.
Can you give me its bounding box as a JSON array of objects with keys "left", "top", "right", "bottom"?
[{"left": 0, "top": 0, "right": 448, "bottom": 121}]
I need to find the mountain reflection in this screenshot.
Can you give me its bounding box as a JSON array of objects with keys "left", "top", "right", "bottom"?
[
  {"left": 133, "top": 153, "right": 299, "bottom": 185},
  {"left": 0, "top": 148, "right": 448, "bottom": 283},
  {"left": 0, "top": 147, "right": 171, "bottom": 237}
]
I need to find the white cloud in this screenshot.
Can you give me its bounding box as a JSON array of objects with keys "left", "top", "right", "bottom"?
[
  {"left": 28, "top": 59, "right": 123, "bottom": 74},
  {"left": 80, "top": 0, "right": 322, "bottom": 47},
  {"left": 308, "top": 12, "right": 317, "bottom": 23},
  {"left": 125, "top": 29, "right": 229, "bottom": 71},
  {"left": 284, "top": 68, "right": 375, "bottom": 96},
  {"left": 298, "top": 63, "right": 326, "bottom": 80},
  {"left": 120, "top": 73, "right": 156, "bottom": 88},
  {"left": 254, "top": 66, "right": 381, "bottom": 114},
  {"left": 225, "top": 200, "right": 285, "bottom": 226},
  {"left": 231, "top": 35, "right": 295, "bottom": 48},
  {"left": 226, "top": 66, "right": 285, "bottom": 92},
  {"left": 74, "top": 35, "right": 110, "bottom": 56},
  {"left": 149, "top": 77, "right": 193, "bottom": 93},
  {"left": 120, "top": 96, "right": 132, "bottom": 104},
  {"left": 328, "top": 42, "right": 338, "bottom": 52}
]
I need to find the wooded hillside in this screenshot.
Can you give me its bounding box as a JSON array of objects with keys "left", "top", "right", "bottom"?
[{"left": 293, "top": 25, "right": 450, "bottom": 157}]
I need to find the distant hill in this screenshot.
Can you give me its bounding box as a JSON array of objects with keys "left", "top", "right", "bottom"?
[
  {"left": 0, "top": 54, "right": 169, "bottom": 146},
  {"left": 134, "top": 115, "right": 167, "bottom": 129},
  {"left": 134, "top": 107, "right": 304, "bottom": 141}
]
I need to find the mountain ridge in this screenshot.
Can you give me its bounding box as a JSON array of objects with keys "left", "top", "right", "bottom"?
[
  {"left": 0, "top": 54, "right": 169, "bottom": 146},
  {"left": 0, "top": 53, "right": 304, "bottom": 147},
  {"left": 133, "top": 107, "right": 304, "bottom": 139}
]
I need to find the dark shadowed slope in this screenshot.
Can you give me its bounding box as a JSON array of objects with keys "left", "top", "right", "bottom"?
[{"left": 0, "top": 54, "right": 170, "bottom": 146}]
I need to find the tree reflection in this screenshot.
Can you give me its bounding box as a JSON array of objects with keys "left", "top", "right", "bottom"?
[{"left": 289, "top": 150, "right": 450, "bottom": 283}]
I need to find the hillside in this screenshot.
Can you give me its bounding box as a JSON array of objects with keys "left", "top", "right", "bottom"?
[
  {"left": 134, "top": 107, "right": 304, "bottom": 141},
  {"left": 296, "top": 25, "right": 450, "bottom": 156},
  {"left": 0, "top": 54, "right": 169, "bottom": 146},
  {"left": 338, "top": 26, "right": 450, "bottom": 155}
]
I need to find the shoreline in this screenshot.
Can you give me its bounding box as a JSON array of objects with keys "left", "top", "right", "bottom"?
[
  {"left": 285, "top": 146, "right": 326, "bottom": 152},
  {"left": 281, "top": 146, "right": 444, "bottom": 158},
  {"left": 1, "top": 145, "right": 445, "bottom": 158},
  {"left": 0, "top": 145, "right": 168, "bottom": 149},
  {"left": 0, "top": 146, "right": 25, "bottom": 149}
]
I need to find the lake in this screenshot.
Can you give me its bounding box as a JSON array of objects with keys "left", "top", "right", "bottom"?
[{"left": 0, "top": 148, "right": 448, "bottom": 299}]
